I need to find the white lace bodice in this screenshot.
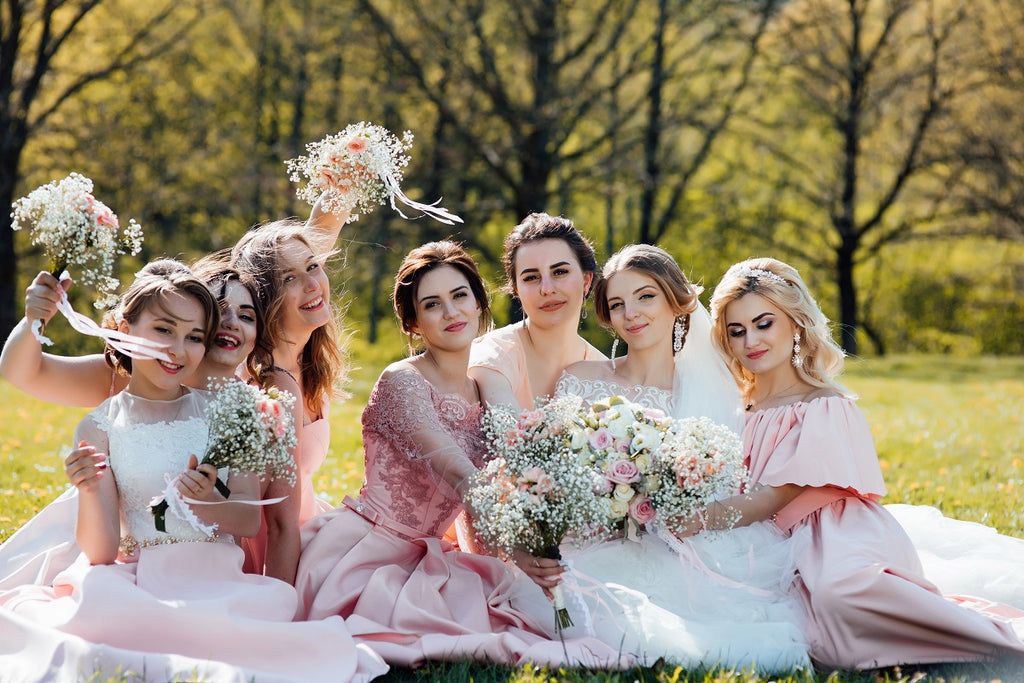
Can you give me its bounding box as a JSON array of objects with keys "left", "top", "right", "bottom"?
[
  {"left": 84, "top": 389, "right": 214, "bottom": 545},
  {"left": 555, "top": 372, "right": 674, "bottom": 415}
]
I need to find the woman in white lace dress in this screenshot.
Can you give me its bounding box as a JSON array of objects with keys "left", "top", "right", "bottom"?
[
  {"left": 0, "top": 261, "right": 386, "bottom": 682},
  {"left": 552, "top": 244, "right": 810, "bottom": 671}
]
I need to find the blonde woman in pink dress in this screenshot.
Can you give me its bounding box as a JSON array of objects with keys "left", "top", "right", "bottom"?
[
  {"left": 0, "top": 262, "right": 386, "bottom": 682},
  {"left": 688, "top": 256, "right": 1024, "bottom": 669},
  {"left": 295, "top": 242, "right": 623, "bottom": 669}
]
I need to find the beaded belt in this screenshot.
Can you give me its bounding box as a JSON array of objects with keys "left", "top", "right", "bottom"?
[{"left": 119, "top": 532, "right": 219, "bottom": 559}]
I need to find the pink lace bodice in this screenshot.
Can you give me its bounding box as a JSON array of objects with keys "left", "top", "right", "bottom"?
[{"left": 352, "top": 367, "right": 484, "bottom": 539}]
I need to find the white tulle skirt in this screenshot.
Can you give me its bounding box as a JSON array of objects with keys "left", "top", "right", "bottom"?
[{"left": 559, "top": 521, "right": 811, "bottom": 672}]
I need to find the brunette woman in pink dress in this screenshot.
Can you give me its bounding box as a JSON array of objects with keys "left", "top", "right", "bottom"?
[
  {"left": 468, "top": 212, "right": 605, "bottom": 587},
  {"left": 0, "top": 262, "right": 386, "bottom": 682},
  {"left": 295, "top": 241, "right": 623, "bottom": 669},
  {"left": 680, "top": 256, "right": 1024, "bottom": 669}
]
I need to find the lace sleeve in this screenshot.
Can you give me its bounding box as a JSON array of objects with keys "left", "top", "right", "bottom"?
[
  {"left": 554, "top": 371, "right": 585, "bottom": 399},
  {"left": 372, "top": 369, "right": 480, "bottom": 498}
]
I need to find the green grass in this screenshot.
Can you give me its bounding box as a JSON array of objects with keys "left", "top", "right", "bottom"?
[{"left": 3, "top": 353, "right": 1024, "bottom": 682}]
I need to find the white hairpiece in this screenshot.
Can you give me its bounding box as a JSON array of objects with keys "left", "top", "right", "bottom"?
[{"left": 735, "top": 267, "right": 788, "bottom": 286}]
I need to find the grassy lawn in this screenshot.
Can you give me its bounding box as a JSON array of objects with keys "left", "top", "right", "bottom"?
[{"left": 2, "top": 353, "right": 1023, "bottom": 682}]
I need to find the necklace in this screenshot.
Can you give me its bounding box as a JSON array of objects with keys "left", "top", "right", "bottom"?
[{"left": 747, "top": 380, "right": 805, "bottom": 411}]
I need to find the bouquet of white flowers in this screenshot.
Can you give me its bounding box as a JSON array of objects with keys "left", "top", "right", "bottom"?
[
  {"left": 468, "top": 396, "right": 604, "bottom": 630},
  {"left": 286, "top": 121, "right": 462, "bottom": 225},
  {"left": 11, "top": 173, "right": 143, "bottom": 310},
  {"left": 150, "top": 379, "right": 298, "bottom": 533}
]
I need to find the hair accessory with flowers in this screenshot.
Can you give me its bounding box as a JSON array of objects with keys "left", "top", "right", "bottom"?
[
  {"left": 286, "top": 122, "right": 463, "bottom": 226},
  {"left": 10, "top": 173, "right": 168, "bottom": 359},
  {"left": 468, "top": 396, "right": 605, "bottom": 631},
  {"left": 569, "top": 397, "right": 746, "bottom": 540},
  {"left": 150, "top": 379, "right": 299, "bottom": 534}
]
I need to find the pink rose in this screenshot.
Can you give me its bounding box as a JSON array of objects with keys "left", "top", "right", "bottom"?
[
  {"left": 258, "top": 398, "right": 287, "bottom": 438},
  {"left": 346, "top": 137, "right": 367, "bottom": 152},
  {"left": 521, "top": 466, "right": 546, "bottom": 483},
  {"left": 518, "top": 410, "right": 545, "bottom": 431},
  {"left": 629, "top": 496, "right": 656, "bottom": 525},
  {"left": 592, "top": 476, "right": 614, "bottom": 495},
  {"left": 588, "top": 428, "right": 613, "bottom": 451},
  {"left": 607, "top": 458, "right": 640, "bottom": 484},
  {"left": 533, "top": 472, "right": 555, "bottom": 494},
  {"left": 318, "top": 166, "right": 341, "bottom": 188},
  {"left": 93, "top": 206, "right": 118, "bottom": 229}
]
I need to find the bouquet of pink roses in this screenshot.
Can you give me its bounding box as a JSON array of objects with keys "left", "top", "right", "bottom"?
[
  {"left": 468, "top": 396, "right": 604, "bottom": 630},
  {"left": 285, "top": 121, "right": 462, "bottom": 225}
]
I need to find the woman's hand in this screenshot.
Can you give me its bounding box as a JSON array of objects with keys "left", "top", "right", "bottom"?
[
  {"left": 25, "top": 271, "right": 71, "bottom": 324},
  {"left": 64, "top": 440, "right": 106, "bottom": 492},
  {"left": 177, "top": 454, "right": 221, "bottom": 501},
  {"left": 512, "top": 549, "right": 563, "bottom": 598}
]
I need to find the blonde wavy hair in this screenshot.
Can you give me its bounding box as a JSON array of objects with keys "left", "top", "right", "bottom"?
[{"left": 709, "top": 257, "right": 851, "bottom": 404}]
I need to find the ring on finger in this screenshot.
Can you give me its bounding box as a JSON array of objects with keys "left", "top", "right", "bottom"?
[{"left": 533, "top": 559, "right": 540, "bottom": 568}]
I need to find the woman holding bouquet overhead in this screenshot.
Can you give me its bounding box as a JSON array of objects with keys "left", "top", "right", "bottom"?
[
  {"left": 0, "top": 261, "right": 386, "bottom": 682},
  {"left": 295, "top": 241, "right": 623, "bottom": 669},
  {"left": 550, "top": 244, "right": 810, "bottom": 671},
  {"left": 693, "top": 257, "right": 1024, "bottom": 669}
]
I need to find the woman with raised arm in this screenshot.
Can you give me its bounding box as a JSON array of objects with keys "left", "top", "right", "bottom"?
[
  {"left": 230, "top": 220, "right": 345, "bottom": 584},
  {"left": 0, "top": 261, "right": 386, "bottom": 682},
  {"left": 552, "top": 244, "right": 809, "bottom": 671},
  {"left": 690, "top": 257, "right": 1024, "bottom": 669},
  {"left": 295, "top": 241, "right": 623, "bottom": 669}
]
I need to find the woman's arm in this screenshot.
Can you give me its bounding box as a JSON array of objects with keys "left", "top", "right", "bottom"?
[
  {"left": 674, "top": 482, "right": 806, "bottom": 538},
  {"left": 304, "top": 192, "right": 351, "bottom": 254},
  {"left": 1, "top": 272, "right": 125, "bottom": 407},
  {"left": 467, "top": 366, "right": 523, "bottom": 412},
  {"left": 66, "top": 428, "right": 120, "bottom": 564},
  {"left": 258, "top": 369, "right": 304, "bottom": 584}
]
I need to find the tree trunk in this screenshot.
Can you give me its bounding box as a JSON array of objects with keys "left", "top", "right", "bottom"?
[
  {"left": 638, "top": 0, "right": 668, "bottom": 246},
  {"left": 0, "top": 147, "right": 23, "bottom": 339},
  {"left": 836, "top": 241, "right": 859, "bottom": 355}
]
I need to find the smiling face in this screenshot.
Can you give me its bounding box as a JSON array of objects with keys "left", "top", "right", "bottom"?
[
  {"left": 277, "top": 238, "right": 331, "bottom": 336},
  {"left": 205, "top": 279, "right": 258, "bottom": 370},
  {"left": 724, "top": 292, "right": 799, "bottom": 382},
  {"left": 513, "top": 238, "right": 592, "bottom": 328},
  {"left": 122, "top": 291, "right": 209, "bottom": 400},
  {"left": 411, "top": 265, "right": 481, "bottom": 353},
  {"left": 604, "top": 269, "right": 676, "bottom": 354}
]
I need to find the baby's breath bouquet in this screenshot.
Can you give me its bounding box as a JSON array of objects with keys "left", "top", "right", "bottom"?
[
  {"left": 150, "top": 379, "right": 298, "bottom": 533},
  {"left": 468, "top": 396, "right": 605, "bottom": 630},
  {"left": 646, "top": 415, "right": 747, "bottom": 535},
  {"left": 286, "top": 122, "right": 462, "bottom": 225},
  {"left": 11, "top": 173, "right": 143, "bottom": 309}
]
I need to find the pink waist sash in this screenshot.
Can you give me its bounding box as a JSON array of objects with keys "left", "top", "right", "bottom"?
[
  {"left": 774, "top": 485, "right": 862, "bottom": 531},
  {"left": 343, "top": 495, "right": 431, "bottom": 542}
]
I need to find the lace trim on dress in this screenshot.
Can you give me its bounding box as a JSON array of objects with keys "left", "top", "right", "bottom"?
[{"left": 556, "top": 373, "right": 674, "bottom": 416}]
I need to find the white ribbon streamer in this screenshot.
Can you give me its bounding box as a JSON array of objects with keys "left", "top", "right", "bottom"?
[
  {"left": 31, "top": 284, "right": 171, "bottom": 363},
  {"left": 382, "top": 172, "right": 464, "bottom": 225},
  {"left": 151, "top": 470, "right": 288, "bottom": 537}
]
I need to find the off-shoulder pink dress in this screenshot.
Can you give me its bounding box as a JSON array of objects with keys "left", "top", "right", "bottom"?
[
  {"left": 747, "top": 395, "right": 1024, "bottom": 669},
  {"left": 0, "top": 389, "right": 387, "bottom": 682},
  {"left": 295, "top": 367, "right": 624, "bottom": 668},
  {"left": 469, "top": 322, "right": 604, "bottom": 409}
]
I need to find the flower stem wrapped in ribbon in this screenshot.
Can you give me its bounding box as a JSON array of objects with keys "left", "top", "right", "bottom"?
[
  {"left": 468, "top": 396, "right": 605, "bottom": 631},
  {"left": 10, "top": 173, "right": 166, "bottom": 360},
  {"left": 285, "top": 122, "right": 463, "bottom": 225},
  {"left": 150, "top": 379, "right": 299, "bottom": 533}
]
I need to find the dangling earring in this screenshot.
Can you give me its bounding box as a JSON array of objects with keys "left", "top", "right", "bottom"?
[
  {"left": 792, "top": 332, "right": 803, "bottom": 368},
  {"left": 672, "top": 315, "right": 688, "bottom": 354},
  {"left": 581, "top": 301, "right": 588, "bottom": 320},
  {"left": 610, "top": 336, "right": 619, "bottom": 372}
]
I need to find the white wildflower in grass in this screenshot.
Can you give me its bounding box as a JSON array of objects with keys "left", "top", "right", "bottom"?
[
  {"left": 11, "top": 173, "right": 143, "bottom": 309},
  {"left": 468, "top": 395, "right": 604, "bottom": 630},
  {"left": 647, "top": 415, "right": 747, "bottom": 536},
  {"left": 286, "top": 121, "right": 462, "bottom": 225},
  {"left": 150, "top": 379, "right": 298, "bottom": 532},
  {"left": 569, "top": 397, "right": 748, "bottom": 541}
]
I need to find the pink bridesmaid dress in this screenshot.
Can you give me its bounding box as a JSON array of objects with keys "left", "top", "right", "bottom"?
[
  {"left": 745, "top": 395, "right": 1024, "bottom": 669},
  {"left": 0, "top": 389, "right": 387, "bottom": 682},
  {"left": 295, "top": 367, "right": 625, "bottom": 669}
]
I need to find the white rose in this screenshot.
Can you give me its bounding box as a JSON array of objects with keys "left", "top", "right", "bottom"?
[
  {"left": 631, "top": 424, "right": 663, "bottom": 454},
  {"left": 613, "top": 483, "right": 635, "bottom": 501},
  {"left": 608, "top": 497, "right": 630, "bottom": 518},
  {"left": 604, "top": 408, "right": 633, "bottom": 439}
]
